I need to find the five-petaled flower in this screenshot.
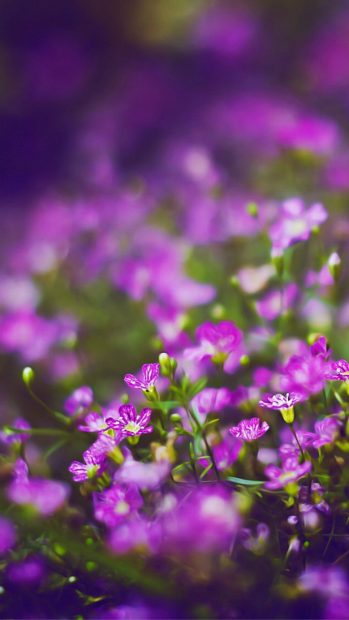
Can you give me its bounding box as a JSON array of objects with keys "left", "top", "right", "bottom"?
[
  {"left": 124, "top": 363, "right": 160, "bottom": 392},
  {"left": 105, "top": 404, "right": 153, "bottom": 438},
  {"left": 229, "top": 417, "right": 269, "bottom": 442},
  {"left": 68, "top": 450, "right": 105, "bottom": 482},
  {"left": 264, "top": 457, "right": 312, "bottom": 490}
]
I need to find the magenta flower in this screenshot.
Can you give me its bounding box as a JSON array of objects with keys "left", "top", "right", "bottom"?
[
  {"left": 0, "top": 517, "right": 16, "bottom": 555},
  {"left": 77, "top": 411, "right": 109, "bottom": 433},
  {"left": 264, "top": 458, "right": 312, "bottom": 490},
  {"left": 124, "top": 363, "right": 160, "bottom": 391},
  {"left": 192, "top": 387, "right": 233, "bottom": 416},
  {"left": 113, "top": 456, "right": 169, "bottom": 491},
  {"left": 270, "top": 198, "right": 327, "bottom": 256},
  {"left": 306, "top": 418, "right": 341, "bottom": 449},
  {"left": 184, "top": 320, "right": 243, "bottom": 371},
  {"left": 0, "top": 418, "right": 31, "bottom": 446},
  {"left": 7, "top": 459, "right": 69, "bottom": 516},
  {"left": 94, "top": 484, "right": 143, "bottom": 528},
  {"left": 259, "top": 392, "right": 303, "bottom": 410},
  {"left": 281, "top": 349, "right": 328, "bottom": 396},
  {"left": 229, "top": 417, "right": 269, "bottom": 442},
  {"left": 325, "top": 359, "right": 349, "bottom": 381},
  {"left": 69, "top": 450, "right": 105, "bottom": 482},
  {"left": 64, "top": 385, "right": 93, "bottom": 416},
  {"left": 105, "top": 404, "right": 153, "bottom": 437}
]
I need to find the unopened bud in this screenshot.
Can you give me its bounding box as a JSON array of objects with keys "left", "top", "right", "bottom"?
[
  {"left": 271, "top": 250, "right": 284, "bottom": 277},
  {"left": 159, "top": 352, "right": 177, "bottom": 378},
  {"left": 246, "top": 202, "right": 259, "bottom": 218},
  {"left": 170, "top": 413, "right": 182, "bottom": 425},
  {"left": 22, "top": 367, "right": 34, "bottom": 387},
  {"left": 328, "top": 252, "right": 341, "bottom": 282}
]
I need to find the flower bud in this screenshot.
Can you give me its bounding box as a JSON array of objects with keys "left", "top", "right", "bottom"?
[
  {"left": 159, "top": 352, "right": 177, "bottom": 378},
  {"left": 246, "top": 202, "right": 258, "bottom": 218},
  {"left": 271, "top": 250, "right": 284, "bottom": 277},
  {"left": 22, "top": 367, "right": 34, "bottom": 387},
  {"left": 328, "top": 252, "right": 341, "bottom": 282}
]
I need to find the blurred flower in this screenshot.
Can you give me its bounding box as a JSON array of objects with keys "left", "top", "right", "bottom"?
[
  {"left": 7, "top": 459, "right": 69, "bottom": 516},
  {"left": 64, "top": 386, "right": 93, "bottom": 416},
  {"left": 270, "top": 198, "right": 327, "bottom": 256},
  {"left": 264, "top": 458, "right": 312, "bottom": 490},
  {"left": 0, "top": 418, "right": 31, "bottom": 446},
  {"left": 192, "top": 387, "right": 233, "bottom": 417},
  {"left": 94, "top": 484, "right": 143, "bottom": 528},
  {"left": 0, "top": 517, "right": 16, "bottom": 555}
]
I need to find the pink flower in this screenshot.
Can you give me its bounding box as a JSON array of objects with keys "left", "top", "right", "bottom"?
[
  {"left": 105, "top": 404, "right": 153, "bottom": 437},
  {"left": 184, "top": 321, "right": 244, "bottom": 372},
  {"left": 229, "top": 417, "right": 269, "bottom": 442},
  {"left": 264, "top": 458, "right": 312, "bottom": 490},
  {"left": 69, "top": 450, "right": 105, "bottom": 482},
  {"left": 259, "top": 392, "right": 303, "bottom": 410},
  {"left": 94, "top": 484, "right": 143, "bottom": 528},
  {"left": 64, "top": 386, "right": 93, "bottom": 416},
  {"left": 124, "top": 363, "right": 160, "bottom": 391},
  {"left": 192, "top": 387, "right": 233, "bottom": 416},
  {"left": 270, "top": 198, "right": 327, "bottom": 255},
  {"left": 7, "top": 459, "right": 69, "bottom": 516}
]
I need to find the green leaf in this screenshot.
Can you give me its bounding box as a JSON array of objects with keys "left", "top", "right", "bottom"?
[
  {"left": 149, "top": 400, "right": 180, "bottom": 412},
  {"left": 226, "top": 476, "right": 265, "bottom": 486},
  {"left": 188, "top": 376, "right": 208, "bottom": 397}
]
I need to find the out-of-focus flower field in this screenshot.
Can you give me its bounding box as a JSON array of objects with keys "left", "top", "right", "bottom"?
[{"left": 2, "top": 1, "right": 349, "bottom": 618}]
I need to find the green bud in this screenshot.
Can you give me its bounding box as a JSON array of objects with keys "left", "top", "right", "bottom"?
[
  {"left": 120, "top": 393, "right": 129, "bottom": 404},
  {"left": 246, "top": 202, "right": 259, "bottom": 218},
  {"left": 239, "top": 354, "right": 250, "bottom": 367},
  {"left": 210, "top": 304, "right": 225, "bottom": 319},
  {"left": 328, "top": 252, "right": 341, "bottom": 282},
  {"left": 271, "top": 251, "right": 284, "bottom": 277},
  {"left": 159, "top": 352, "right": 177, "bottom": 378},
  {"left": 170, "top": 413, "right": 182, "bottom": 425},
  {"left": 22, "top": 366, "right": 34, "bottom": 387}
]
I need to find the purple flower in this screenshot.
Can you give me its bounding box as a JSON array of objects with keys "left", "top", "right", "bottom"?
[
  {"left": 184, "top": 320, "right": 243, "bottom": 372},
  {"left": 264, "top": 458, "right": 312, "bottom": 490},
  {"left": 192, "top": 387, "right": 233, "bottom": 416},
  {"left": 310, "top": 336, "right": 331, "bottom": 360},
  {"left": 229, "top": 417, "right": 269, "bottom": 442},
  {"left": 69, "top": 450, "right": 105, "bottom": 482},
  {"left": 281, "top": 349, "right": 328, "bottom": 396},
  {"left": 306, "top": 418, "right": 341, "bottom": 449},
  {"left": 325, "top": 359, "right": 349, "bottom": 381},
  {"left": 7, "top": 459, "right": 69, "bottom": 516},
  {"left": 160, "top": 485, "right": 240, "bottom": 554},
  {"left": 108, "top": 516, "right": 157, "bottom": 556},
  {"left": 124, "top": 363, "right": 160, "bottom": 391},
  {"left": 0, "top": 418, "right": 31, "bottom": 445},
  {"left": 259, "top": 392, "right": 303, "bottom": 410},
  {"left": 211, "top": 432, "right": 242, "bottom": 471},
  {"left": 94, "top": 484, "right": 143, "bottom": 528},
  {"left": 64, "top": 385, "right": 93, "bottom": 416},
  {"left": 6, "top": 556, "right": 45, "bottom": 585},
  {"left": 0, "top": 517, "right": 16, "bottom": 555},
  {"left": 270, "top": 198, "right": 328, "bottom": 255},
  {"left": 256, "top": 284, "right": 298, "bottom": 321},
  {"left": 105, "top": 404, "right": 153, "bottom": 438},
  {"left": 77, "top": 411, "right": 110, "bottom": 433},
  {"left": 113, "top": 456, "right": 169, "bottom": 491}
]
